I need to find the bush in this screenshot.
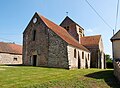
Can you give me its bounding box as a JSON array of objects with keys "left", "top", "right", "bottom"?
[{"left": 106, "top": 60, "right": 113, "bottom": 68}]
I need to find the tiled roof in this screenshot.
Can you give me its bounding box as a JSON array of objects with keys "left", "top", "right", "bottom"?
[
  {"left": 81, "top": 35, "right": 101, "bottom": 46},
  {"left": 37, "top": 13, "right": 90, "bottom": 52},
  {"left": 0, "top": 42, "right": 22, "bottom": 55}
]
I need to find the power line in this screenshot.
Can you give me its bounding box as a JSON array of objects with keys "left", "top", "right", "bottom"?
[
  {"left": 115, "top": 0, "right": 119, "bottom": 32},
  {"left": 85, "top": 0, "right": 113, "bottom": 30}
]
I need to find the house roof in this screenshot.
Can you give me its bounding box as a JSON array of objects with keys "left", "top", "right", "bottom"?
[
  {"left": 111, "top": 30, "right": 120, "bottom": 41},
  {"left": 0, "top": 42, "right": 22, "bottom": 55},
  {"left": 60, "top": 16, "right": 84, "bottom": 30},
  {"left": 37, "top": 13, "right": 90, "bottom": 52},
  {"left": 81, "top": 35, "right": 101, "bottom": 46}
]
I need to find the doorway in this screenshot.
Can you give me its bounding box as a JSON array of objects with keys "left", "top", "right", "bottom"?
[
  {"left": 33, "top": 55, "right": 37, "bottom": 66},
  {"left": 78, "top": 52, "right": 80, "bottom": 69}
]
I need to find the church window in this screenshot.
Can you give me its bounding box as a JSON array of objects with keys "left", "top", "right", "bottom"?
[
  {"left": 66, "top": 26, "right": 69, "bottom": 31},
  {"left": 82, "top": 52, "right": 84, "bottom": 59},
  {"left": 32, "top": 30, "right": 36, "bottom": 41},
  {"left": 79, "top": 28, "right": 82, "bottom": 33},
  {"left": 88, "top": 54, "right": 89, "bottom": 60},
  {"left": 74, "top": 49, "right": 76, "bottom": 58}
]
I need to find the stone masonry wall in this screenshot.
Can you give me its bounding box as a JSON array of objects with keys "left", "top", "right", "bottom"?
[
  {"left": 60, "top": 18, "right": 79, "bottom": 41},
  {"left": 48, "top": 29, "right": 69, "bottom": 69},
  {"left": 114, "top": 61, "right": 120, "bottom": 82},
  {"left": 23, "top": 14, "right": 49, "bottom": 66},
  {"left": 0, "top": 53, "right": 22, "bottom": 64}
]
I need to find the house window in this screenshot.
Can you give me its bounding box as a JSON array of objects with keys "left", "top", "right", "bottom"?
[
  {"left": 32, "top": 30, "right": 36, "bottom": 41},
  {"left": 13, "top": 58, "right": 17, "bottom": 61},
  {"left": 74, "top": 49, "right": 76, "bottom": 58},
  {"left": 82, "top": 52, "right": 84, "bottom": 59}
]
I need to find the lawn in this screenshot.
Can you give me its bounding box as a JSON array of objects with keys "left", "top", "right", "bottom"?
[{"left": 0, "top": 66, "right": 119, "bottom": 88}]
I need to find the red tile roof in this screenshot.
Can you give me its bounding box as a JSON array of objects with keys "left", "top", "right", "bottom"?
[
  {"left": 81, "top": 35, "right": 101, "bottom": 46},
  {"left": 37, "top": 13, "right": 90, "bottom": 52},
  {"left": 0, "top": 42, "right": 22, "bottom": 55}
]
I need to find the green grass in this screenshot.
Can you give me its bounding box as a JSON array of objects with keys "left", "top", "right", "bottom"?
[{"left": 0, "top": 66, "right": 119, "bottom": 88}]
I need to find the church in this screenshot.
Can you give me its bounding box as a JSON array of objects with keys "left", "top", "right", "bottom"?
[
  {"left": 22, "top": 12, "right": 91, "bottom": 69},
  {"left": 22, "top": 12, "right": 105, "bottom": 69}
]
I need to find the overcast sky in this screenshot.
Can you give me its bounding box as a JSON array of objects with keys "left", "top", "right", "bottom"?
[{"left": 0, "top": 0, "right": 119, "bottom": 57}]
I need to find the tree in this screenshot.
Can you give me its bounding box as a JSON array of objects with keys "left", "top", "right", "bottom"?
[
  {"left": 105, "top": 54, "right": 113, "bottom": 68},
  {"left": 106, "top": 54, "right": 112, "bottom": 61}
]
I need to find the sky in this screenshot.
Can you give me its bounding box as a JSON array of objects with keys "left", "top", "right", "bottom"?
[{"left": 0, "top": 0, "right": 120, "bottom": 57}]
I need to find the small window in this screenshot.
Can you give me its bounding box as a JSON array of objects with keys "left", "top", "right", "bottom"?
[
  {"left": 74, "top": 49, "right": 76, "bottom": 58},
  {"left": 79, "top": 28, "right": 82, "bottom": 33},
  {"left": 82, "top": 52, "right": 84, "bottom": 59},
  {"left": 13, "top": 58, "right": 17, "bottom": 61},
  {"left": 32, "top": 30, "right": 36, "bottom": 41}
]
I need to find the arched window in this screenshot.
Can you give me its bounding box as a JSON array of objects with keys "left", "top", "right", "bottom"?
[
  {"left": 32, "top": 30, "right": 36, "bottom": 41},
  {"left": 66, "top": 26, "right": 69, "bottom": 31},
  {"left": 88, "top": 54, "right": 89, "bottom": 60},
  {"left": 82, "top": 52, "right": 84, "bottom": 59},
  {"left": 74, "top": 49, "right": 76, "bottom": 58}
]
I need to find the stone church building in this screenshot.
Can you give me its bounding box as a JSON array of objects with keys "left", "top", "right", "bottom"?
[
  {"left": 60, "top": 16, "right": 105, "bottom": 69},
  {"left": 23, "top": 12, "right": 91, "bottom": 69}
]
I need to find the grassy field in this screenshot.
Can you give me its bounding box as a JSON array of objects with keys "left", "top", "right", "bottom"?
[{"left": 0, "top": 66, "right": 119, "bottom": 88}]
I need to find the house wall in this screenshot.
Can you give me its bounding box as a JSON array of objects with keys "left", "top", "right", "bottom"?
[
  {"left": 112, "top": 40, "right": 120, "bottom": 59},
  {"left": 0, "top": 53, "right": 22, "bottom": 64},
  {"left": 48, "top": 30, "right": 69, "bottom": 69},
  {"left": 67, "top": 45, "right": 90, "bottom": 69},
  {"left": 112, "top": 39, "right": 120, "bottom": 82}
]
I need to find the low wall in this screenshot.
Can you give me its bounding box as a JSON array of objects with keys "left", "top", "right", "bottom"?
[{"left": 114, "top": 61, "right": 120, "bottom": 81}]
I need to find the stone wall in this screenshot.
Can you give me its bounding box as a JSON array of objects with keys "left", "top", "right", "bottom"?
[
  {"left": 23, "top": 14, "right": 49, "bottom": 66},
  {"left": 67, "top": 45, "right": 90, "bottom": 69},
  {"left": 0, "top": 53, "right": 22, "bottom": 64},
  {"left": 48, "top": 29, "right": 69, "bottom": 69},
  {"left": 60, "top": 18, "right": 79, "bottom": 41},
  {"left": 114, "top": 61, "right": 120, "bottom": 81}
]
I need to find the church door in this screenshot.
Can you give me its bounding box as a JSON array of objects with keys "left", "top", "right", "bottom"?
[{"left": 33, "top": 55, "right": 37, "bottom": 66}]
